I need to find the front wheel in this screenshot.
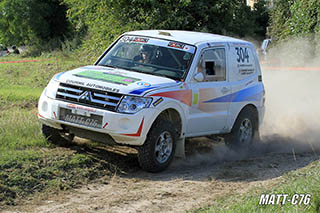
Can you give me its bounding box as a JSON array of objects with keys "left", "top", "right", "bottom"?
[
  {"left": 137, "top": 119, "right": 177, "bottom": 172},
  {"left": 225, "top": 107, "right": 259, "bottom": 150}
]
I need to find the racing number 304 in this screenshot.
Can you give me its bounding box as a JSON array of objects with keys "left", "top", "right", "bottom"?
[{"left": 235, "top": 47, "right": 249, "bottom": 63}]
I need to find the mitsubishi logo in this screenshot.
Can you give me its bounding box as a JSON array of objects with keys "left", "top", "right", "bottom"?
[{"left": 79, "top": 91, "right": 92, "bottom": 101}]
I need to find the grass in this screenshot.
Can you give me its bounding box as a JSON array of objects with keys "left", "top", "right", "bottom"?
[
  {"left": 195, "top": 160, "right": 320, "bottom": 212},
  {"left": 0, "top": 53, "right": 118, "bottom": 208}
]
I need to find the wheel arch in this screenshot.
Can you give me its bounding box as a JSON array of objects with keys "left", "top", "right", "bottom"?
[
  {"left": 229, "top": 104, "right": 259, "bottom": 132},
  {"left": 151, "top": 108, "right": 184, "bottom": 137}
]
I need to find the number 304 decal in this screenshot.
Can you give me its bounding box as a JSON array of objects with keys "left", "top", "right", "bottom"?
[{"left": 235, "top": 47, "right": 249, "bottom": 63}]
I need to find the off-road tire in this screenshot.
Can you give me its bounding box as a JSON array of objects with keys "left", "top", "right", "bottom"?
[
  {"left": 225, "top": 107, "right": 259, "bottom": 150},
  {"left": 42, "top": 124, "right": 74, "bottom": 146},
  {"left": 137, "top": 119, "right": 177, "bottom": 173}
]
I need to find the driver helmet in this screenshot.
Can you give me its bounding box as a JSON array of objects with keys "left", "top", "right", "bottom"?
[{"left": 139, "top": 45, "right": 153, "bottom": 56}]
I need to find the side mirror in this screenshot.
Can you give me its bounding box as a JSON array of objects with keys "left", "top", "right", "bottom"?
[{"left": 193, "top": 72, "right": 204, "bottom": 82}]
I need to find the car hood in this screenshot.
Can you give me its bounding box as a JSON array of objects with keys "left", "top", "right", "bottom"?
[{"left": 55, "top": 65, "right": 182, "bottom": 96}]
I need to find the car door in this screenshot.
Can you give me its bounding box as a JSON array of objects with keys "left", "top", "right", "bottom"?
[{"left": 186, "top": 47, "right": 232, "bottom": 136}]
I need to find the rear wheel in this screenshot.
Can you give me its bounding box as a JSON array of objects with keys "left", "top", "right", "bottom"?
[
  {"left": 42, "top": 124, "right": 74, "bottom": 146},
  {"left": 225, "top": 107, "right": 259, "bottom": 150},
  {"left": 137, "top": 119, "right": 177, "bottom": 172}
]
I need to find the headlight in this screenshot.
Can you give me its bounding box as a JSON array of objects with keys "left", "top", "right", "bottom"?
[
  {"left": 45, "top": 77, "right": 60, "bottom": 99},
  {"left": 117, "top": 96, "right": 153, "bottom": 114}
]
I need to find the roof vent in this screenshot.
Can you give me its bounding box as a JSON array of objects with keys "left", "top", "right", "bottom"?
[{"left": 158, "top": 31, "right": 171, "bottom": 36}]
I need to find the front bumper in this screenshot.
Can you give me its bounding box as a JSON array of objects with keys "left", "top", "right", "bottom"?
[{"left": 38, "top": 93, "right": 159, "bottom": 146}]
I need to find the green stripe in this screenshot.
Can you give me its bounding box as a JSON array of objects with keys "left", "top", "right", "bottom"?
[
  {"left": 74, "top": 70, "right": 140, "bottom": 86},
  {"left": 193, "top": 93, "right": 199, "bottom": 105}
]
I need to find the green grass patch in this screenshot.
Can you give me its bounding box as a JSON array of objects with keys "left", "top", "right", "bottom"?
[
  {"left": 0, "top": 108, "right": 114, "bottom": 208},
  {"left": 0, "top": 53, "right": 90, "bottom": 89},
  {"left": 0, "top": 86, "right": 42, "bottom": 105},
  {"left": 0, "top": 53, "right": 115, "bottom": 208},
  {"left": 196, "top": 160, "right": 320, "bottom": 212}
]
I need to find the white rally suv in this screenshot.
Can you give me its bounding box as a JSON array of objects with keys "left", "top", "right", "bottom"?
[{"left": 38, "top": 30, "right": 265, "bottom": 172}]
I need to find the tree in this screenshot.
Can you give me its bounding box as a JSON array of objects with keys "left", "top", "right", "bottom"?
[
  {"left": 65, "top": 0, "right": 266, "bottom": 58},
  {"left": 0, "top": 0, "right": 70, "bottom": 47}
]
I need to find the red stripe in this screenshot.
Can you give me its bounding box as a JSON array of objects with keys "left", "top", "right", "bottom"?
[
  {"left": 123, "top": 118, "right": 144, "bottom": 137},
  {"left": 262, "top": 66, "right": 320, "bottom": 71},
  {"left": 103, "top": 122, "right": 109, "bottom": 129},
  {"left": 53, "top": 112, "right": 57, "bottom": 119},
  {"left": 150, "top": 90, "right": 192, "bottom": 106},
  {"left": 0, "top": 59, "right": 46, "bottom": 64},
  {"left": 38, "top": 113, "right": 45, "bottom": 118}
]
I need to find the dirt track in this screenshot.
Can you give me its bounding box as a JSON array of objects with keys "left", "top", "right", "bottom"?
[
  {"left": 4, "top": 136, "right": 320, "bottom": 213},
  {"left": 4, "top": 69, "right": 320, "bottom": 212}
]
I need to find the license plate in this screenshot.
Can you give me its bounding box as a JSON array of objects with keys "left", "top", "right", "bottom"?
[{"left": 59, "top": 108, "right": 102, "bottom": 129}]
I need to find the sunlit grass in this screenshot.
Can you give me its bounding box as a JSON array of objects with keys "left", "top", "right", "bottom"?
[
  {"left": 196, "top": 160, "right": 320, "bottom": 213},
  {"left": 0, "top": 54, "right": 111, "bottom": 207}
]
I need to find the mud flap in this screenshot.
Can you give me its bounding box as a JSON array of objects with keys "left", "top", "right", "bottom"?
[{"left": 175, "top": 137, "right": 185, "bottom": 158}]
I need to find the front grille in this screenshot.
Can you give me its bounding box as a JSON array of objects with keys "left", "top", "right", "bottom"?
[{"left": 56, "top": 83, "right": 122, "bottom": 111}]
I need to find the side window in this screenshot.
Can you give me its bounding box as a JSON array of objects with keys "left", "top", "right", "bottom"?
[{"left": 197, "top": 48, "right": 226, "bottom": 82}]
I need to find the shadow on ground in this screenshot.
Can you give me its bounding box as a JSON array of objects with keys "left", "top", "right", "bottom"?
[{"left": 68, "top": 135, "right": 320, "bottom": 183}]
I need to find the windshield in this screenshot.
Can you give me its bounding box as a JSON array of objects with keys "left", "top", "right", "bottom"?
[{"left": 97, "top": 35, "right": 196, "bottom": 80}]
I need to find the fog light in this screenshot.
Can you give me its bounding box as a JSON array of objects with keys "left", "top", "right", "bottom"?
[{"left": 119, "top": 118, "right": 130, "bottom": 130}]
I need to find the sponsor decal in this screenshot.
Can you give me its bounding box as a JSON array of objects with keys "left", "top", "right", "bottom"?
[
  {"left": 239, "top": 69, "right": 254, "bottom": 75},
  {"left": 121, "top": 36, "right": 149, "bottom": 43},
  {"left": 66, "top": 79, "right": 120, "bottom": 93},
  {"left": 66, "top": 79, "right": 85, "bottom": 86},
  {"left": 137, "top": 82, "right": 151, "bottom": 87},
  {"left": 245, "top": 80, "right": 254, "bottom": 86},
  {"left": 66, "top": 103, "right": 97, "bottom": 113},
  {"left": 74, "top": 70, "right": 140, "bottom": 86},
  {"left": 153, "top": 98, "right": 163, "bottom": 107},
  {"left": 85, "top": 83, "right": 120, "bottom": 93},
  {"left": 168, "top": 42, "right": 185, "bottom": 49}
]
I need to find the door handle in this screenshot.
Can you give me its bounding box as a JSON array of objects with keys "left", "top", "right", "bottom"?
[{"left": 221, "top": 87, "right": 230, "bottom": 94}]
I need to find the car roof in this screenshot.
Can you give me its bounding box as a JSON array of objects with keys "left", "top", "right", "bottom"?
[{"left": 124, "top": 30, "right": 249, "bottom": 46}]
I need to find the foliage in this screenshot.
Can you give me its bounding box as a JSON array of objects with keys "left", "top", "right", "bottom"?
[
  {"left": 0, "top": 0, "right": 71, "bottom": 50},
  {"left": 269, "top": 0, "right": 320, "bottom": 41},
  {"left": 64, "top": 0, "right": 270, "bottom": 59}
]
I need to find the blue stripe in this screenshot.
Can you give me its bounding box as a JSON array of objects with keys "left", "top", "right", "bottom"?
[
  {"left": 204, "top": 84, "right": 264, "bottom": 103},
  {"left": 129, "top": 86, "right": 158, "bottom": 95},
  {"left": 55, "top": 72, "right": 65, "bottom": 80}
]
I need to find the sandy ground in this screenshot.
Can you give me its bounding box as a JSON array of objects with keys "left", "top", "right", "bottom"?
[
  {"left": 3, "top": 68, "right": 320, "bottom": 213},
  {"left": 3, "top": 137, "right": 319, "bottom": 213}
]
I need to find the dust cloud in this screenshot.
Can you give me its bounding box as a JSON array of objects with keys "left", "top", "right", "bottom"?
[
  {"left": 175, "top": 38, "right": 320, "bottom": 168},
  {"left": 260, "top": 37, "right": 320, "bottom": 154}
]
